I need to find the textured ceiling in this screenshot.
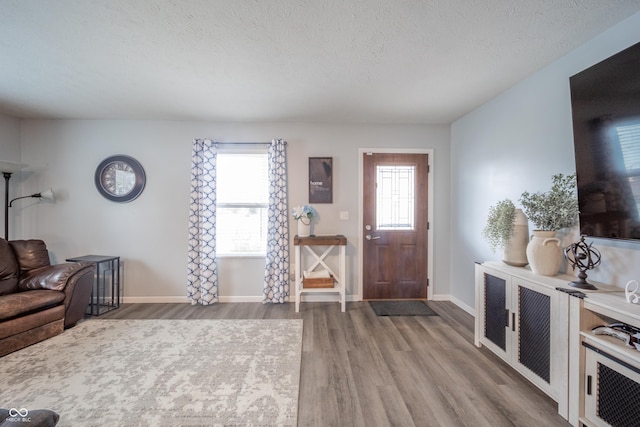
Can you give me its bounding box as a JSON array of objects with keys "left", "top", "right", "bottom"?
[{"left": 1, "top": 0, "right": 640, "bottom": 124}]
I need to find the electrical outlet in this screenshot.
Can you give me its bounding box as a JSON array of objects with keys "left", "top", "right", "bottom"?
[{"left": 339, "top": 211, "right": 349, "bottom": 220}]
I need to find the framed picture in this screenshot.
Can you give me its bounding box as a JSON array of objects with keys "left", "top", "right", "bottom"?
[{"left": 309, "top": 157, "right": 333, "bottom": 203}]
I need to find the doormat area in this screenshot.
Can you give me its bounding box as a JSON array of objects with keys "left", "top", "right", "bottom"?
[{"left": 370, "top": 300, "right": 439, "bottom": 316}]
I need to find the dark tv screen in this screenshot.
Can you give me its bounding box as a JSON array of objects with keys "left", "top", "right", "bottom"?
[{"left": 570, "top": 41, "right": 640, "bottom": 241}]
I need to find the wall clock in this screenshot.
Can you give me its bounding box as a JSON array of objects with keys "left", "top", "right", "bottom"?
[{"left": 95, "top": 155, "right": 146, "bottom": 202}]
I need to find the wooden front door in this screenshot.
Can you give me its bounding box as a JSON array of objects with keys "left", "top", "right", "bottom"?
[{"left": 363, "top": 152, "right": 429, "bottom": 299}]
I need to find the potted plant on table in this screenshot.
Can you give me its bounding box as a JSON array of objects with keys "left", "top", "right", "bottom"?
[
  {"left": 483, "top": 199, "right": 529, "bottom": 266},
  {"left": 292, "top": 205, "right": 317, "bottom": 237},
  {"left": 519, "top": 173, "right": 579, "bottom": 276}
]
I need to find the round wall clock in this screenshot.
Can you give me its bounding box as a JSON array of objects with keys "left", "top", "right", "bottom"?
[{"left": 95, "top": 155, "right": 146, "bottom": 202}]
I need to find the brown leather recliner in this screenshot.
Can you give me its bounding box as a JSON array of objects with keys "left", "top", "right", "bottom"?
[{"left": 0, "top": 238, "right": 95, "bottom": 357}]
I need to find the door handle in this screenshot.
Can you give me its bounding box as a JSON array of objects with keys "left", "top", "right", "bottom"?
[{"left": 365, "top": 235, "right": 381, "bottom": 240}]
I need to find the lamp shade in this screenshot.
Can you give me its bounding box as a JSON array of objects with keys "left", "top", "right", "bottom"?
[
  {"left": 0, "top": 161, "right": 28, "bottom": 173},
  {"left": 38, "top": 188, "right": 55, "bottom": 202}
]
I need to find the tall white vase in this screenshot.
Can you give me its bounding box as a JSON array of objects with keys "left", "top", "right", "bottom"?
[
  {"left": 502, "top": 209, "right": 529, "bottom": 267},
  {"left": 298, "top": 218, "right": 311, "bottom": 237},
  {"left": 526, "top": 230, "right": 562, "bottom": 276}
]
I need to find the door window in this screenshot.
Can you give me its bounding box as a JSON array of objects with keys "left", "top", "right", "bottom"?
[{"left": 376, "top": 165, "right": 415, "bottom": 230}]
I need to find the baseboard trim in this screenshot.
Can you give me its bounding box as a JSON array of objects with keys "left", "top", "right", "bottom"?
[
  {"left": 219, "top": 296, "right": 264, "bottom": 303},
  {"left": 449, "top": 295, "right": 475, "bottom": 316},
  {"left": 124, "top": 295, "right": 363, "bottom": 304},
  {"left": 123, "top": 296, "right": 268, "bottom": 304}
]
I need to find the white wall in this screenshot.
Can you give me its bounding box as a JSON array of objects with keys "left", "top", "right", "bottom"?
[
  {"left": 18, "top": 120, "right": 450, "bottom": 302},
  {"left": 0, "top": 113, "right": 22, "bottom": 238},
  {"left": 0, "top": 114, "right": 21, "bottom": 160},
  {"left": 451, "top": 11, "right": 640, "bottom": 310}
]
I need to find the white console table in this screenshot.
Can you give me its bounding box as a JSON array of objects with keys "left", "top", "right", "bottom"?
[{"left": 294, "top": 235, "right": 346, "bottom": 312}]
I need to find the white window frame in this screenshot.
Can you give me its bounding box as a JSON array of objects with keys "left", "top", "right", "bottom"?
[{"left": 216, "top": 147, "right": 269, "bottom": 258}]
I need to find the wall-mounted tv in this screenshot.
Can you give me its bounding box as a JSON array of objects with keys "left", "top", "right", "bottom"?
[{"left": 570, "top": 41, "right": 640, "bottom": 241}]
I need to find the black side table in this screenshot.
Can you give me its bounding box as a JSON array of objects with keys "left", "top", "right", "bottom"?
[{"left": 66, "top": 255, "right": 121, "bottom": 316}]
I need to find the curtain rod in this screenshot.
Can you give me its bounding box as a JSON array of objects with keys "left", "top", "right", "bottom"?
[
  {"left": 214, "top": 141, "right": 287, "bottom": 146},
  {"left": 216, "top": 142, "right": 269, "bottom": 145}
]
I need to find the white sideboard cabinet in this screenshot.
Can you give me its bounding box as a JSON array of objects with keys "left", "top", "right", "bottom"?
[
  {"left": 568, "top": 291, "right": 640, "bottom": 427},
  {"left": 475, "top": 261, "right": 622, "bottom": 424},
  {"left": 475, "top": 261, "right": 571, "bottom": 418},
  {"left": 476, "top": 261, "right": 639, "bottom": 426}
]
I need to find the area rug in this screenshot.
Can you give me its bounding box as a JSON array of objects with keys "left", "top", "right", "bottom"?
[
  {"left": 370, "top": 300, "right": 439, "bottom": 316},
  {"left": 0, "top": 319, "right": 303, "bottom": 427}
]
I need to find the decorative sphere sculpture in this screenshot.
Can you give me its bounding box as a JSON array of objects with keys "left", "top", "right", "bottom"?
[{"left": 564, "top": 235, "right": 601, "bottom": 290}]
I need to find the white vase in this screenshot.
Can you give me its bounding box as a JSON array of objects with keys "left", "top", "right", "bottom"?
[
  {"left": 526, "top": 230, "right": 562, "bottom": 276},
  {"left": 298, "top": 218, "right": 311, "bottom": 237},
  {"left": 502, "top": 209, "right": 529, "bottom": 267}
]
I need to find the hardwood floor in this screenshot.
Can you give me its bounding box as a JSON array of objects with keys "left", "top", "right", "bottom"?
[{"left": 101, "top": 301, "right": 571, "bottom": 426}]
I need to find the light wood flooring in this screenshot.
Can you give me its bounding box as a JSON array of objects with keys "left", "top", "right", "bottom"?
[{"left": 101, "top": 301, "right": 571, "bottom": 427}]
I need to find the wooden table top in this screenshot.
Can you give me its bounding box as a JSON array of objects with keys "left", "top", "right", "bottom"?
[{"left": 294, "top": 235, "right": 347, "bottom": 246}]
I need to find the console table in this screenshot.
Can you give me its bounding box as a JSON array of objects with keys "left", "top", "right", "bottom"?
[
  {"left": 66, "top": 255, "right": 121, "bottom": 316},
  {"left": 294, "top": 235, "right": 346, "bottom": 312}
]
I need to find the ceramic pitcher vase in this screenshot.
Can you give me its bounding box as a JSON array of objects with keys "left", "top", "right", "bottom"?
[
  {"left": 298, "top": 218, "right": 311, "bottom": 237},
  {"left": 526, "top": 230, "right": 562, "bottom": 276},
  {"left": 502, "top": 209, "right": 529, "bottom": 267}
]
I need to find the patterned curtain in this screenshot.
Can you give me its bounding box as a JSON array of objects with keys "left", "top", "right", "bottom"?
[
  {"left": 263, "top": 139, "right": 290, "bottom": 303},
  {"left": 187, "top": 139, "right": 219, "bottom": 305}
]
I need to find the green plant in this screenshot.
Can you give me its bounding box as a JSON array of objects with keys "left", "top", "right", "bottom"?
[
  {"left": 483, "top": 199, "right": 516, "bottom": 252},
  {"left": 519, "top": 173, "right": 579, "bottom": 231}
]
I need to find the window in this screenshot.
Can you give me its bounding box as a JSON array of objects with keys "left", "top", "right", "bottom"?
[
  {"left": 376, "top": 165, "right": 415, "bottom": 230},
  {"left": 216, "top": 151, "right": 269, "bottom": 256}
]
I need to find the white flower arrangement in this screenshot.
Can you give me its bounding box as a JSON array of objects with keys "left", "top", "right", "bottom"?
[{"left": 292, "top": 205, "right": 317, "bottom": 223}]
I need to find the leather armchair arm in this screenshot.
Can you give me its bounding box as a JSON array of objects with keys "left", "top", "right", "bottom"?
[
  {"left": 17, "top": 262, "right": 95, "bottom": 328},
  {"left": 18, "top": 262, "right": 94, "bottom": 292},
  {"left": 59, "top": 263, "right": 95, "bottom": 328}
]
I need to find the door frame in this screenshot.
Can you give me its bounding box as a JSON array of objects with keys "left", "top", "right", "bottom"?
[{"left": 357, "top": 148, "right": 434, "bottom": 300}]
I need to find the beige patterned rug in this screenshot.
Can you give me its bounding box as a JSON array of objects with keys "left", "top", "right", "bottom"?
[{"left": 0, "top": 319, "right": 303, "bottom": 426}]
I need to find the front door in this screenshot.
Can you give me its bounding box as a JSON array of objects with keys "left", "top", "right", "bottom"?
[{"left": 363, "top": 152, "right": 429, "bottom": 299}]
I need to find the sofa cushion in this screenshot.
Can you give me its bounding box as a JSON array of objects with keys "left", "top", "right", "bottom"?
[
  {"left": 0, "top": 305, "right": 64, "bottom": 340},
  {"left": 0, "top": 239, "right": 19, "bottom": 295},
  {"left": 9, "top": 240, "right": 51, "bottom": 273},
  {"left": 0, "top": 317, "right": 64, "bottom": 358},
  {"left": 0, "top": 290, "right": 65, "bottom": 321},
  {"left": 0, "top": 279, "right": 18, "bottom": 296}
]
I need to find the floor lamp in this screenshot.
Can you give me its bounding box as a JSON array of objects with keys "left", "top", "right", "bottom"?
[
  {"left": 3, "top": 171, "right": 11, "bottom": 240},
  {"left": 0, "top": 161, "right": 54, "bottom": 240},
  {"left": 1, "top": 161, "right": 28, "bottom": 240}
]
